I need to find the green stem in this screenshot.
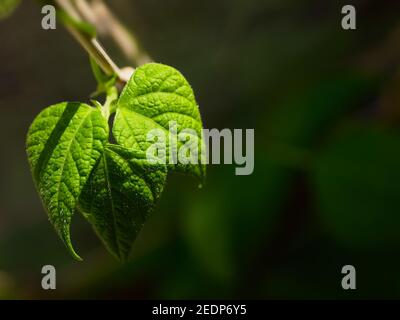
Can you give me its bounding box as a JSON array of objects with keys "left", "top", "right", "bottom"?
[
  {"left": 53, "top": 0, "right": 125, "bottom": 81},
  {"left": 75, "top": 0, "right": 151, "bottom": 66},
  {"left": 101, "top": 86, "right": 118, "bottom": 119}
]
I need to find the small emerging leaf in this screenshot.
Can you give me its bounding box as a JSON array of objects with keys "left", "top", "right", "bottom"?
[
  {"left": 26, "top": 102, "right": 109, "bottom": 260},
  {"left": 78, "top": 144, "right": 167, "bottom": 260},
  {"left": 113, "top": 63, "right": 206, "bottom": 182},
  {"left": 89, "top": 58, "right": 117, "bottom": 97},
  {"left": 58, "top": 9, "right": 97, "bottom": 38}
]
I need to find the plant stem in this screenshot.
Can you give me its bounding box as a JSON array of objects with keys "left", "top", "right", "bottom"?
[
  {"left": 102, "top": 86, "right": 118, "bottom": 119},
  {"left": 54, "top": 0, "right": 125, "bottom": 82},
  {"left": 75, "top": 0, "right": 151, "bottom": 66}
]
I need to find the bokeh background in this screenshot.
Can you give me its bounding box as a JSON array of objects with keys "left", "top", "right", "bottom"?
[{"left": 1, "top": 0, "right": 400, "bottom": 299}]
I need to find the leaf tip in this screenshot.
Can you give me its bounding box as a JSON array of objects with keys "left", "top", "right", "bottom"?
[{"left": 60, "top": 227, "right": 83, "bottom": 262}]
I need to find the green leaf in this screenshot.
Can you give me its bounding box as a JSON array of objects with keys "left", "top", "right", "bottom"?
[
  {"left": 78, "top": 144, "right": 167, "bottom": 260},
  {"left": 26, "top": 102, "right": 109, "bottom": 260},
  {"left": 0, "top": 0, "right": 20, "bottom": 19},
  {"left": 113, "top": 63, "right": 206, "bottom": 182}
]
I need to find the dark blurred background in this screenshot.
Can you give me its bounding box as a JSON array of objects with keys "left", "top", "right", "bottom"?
[{"left": 1, "top": 0, "right": 400, "bottom": 299}]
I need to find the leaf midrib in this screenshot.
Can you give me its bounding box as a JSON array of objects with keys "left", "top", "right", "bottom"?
[{"left": 102, "top": 150, "right": 122, "bottom": 259}]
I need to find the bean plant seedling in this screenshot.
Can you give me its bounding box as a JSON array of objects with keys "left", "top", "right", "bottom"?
[{"left": 2, "top": 0, "right": 206, "bottom": 261}]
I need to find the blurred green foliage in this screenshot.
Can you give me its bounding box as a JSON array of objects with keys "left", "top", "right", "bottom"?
[
  {"left": 0, "top": 0, "right": 20, "bottom": 20},
  {"left": 0, "top": 0, "right": 400, "bottom": 299},
  {"left": 313, "top": 123, "right": 400, "bottom": 250}
]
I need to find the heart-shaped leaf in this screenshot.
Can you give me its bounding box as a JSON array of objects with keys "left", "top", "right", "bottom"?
[
  {"left": 113, "top": 63, "right": 206, "bottom": 182},
  {"left": 78, "top": 144, "right": 167, "bottom": 260},
  {"left": 26, "top": 102, "right": 109, "bottom": 260}
]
